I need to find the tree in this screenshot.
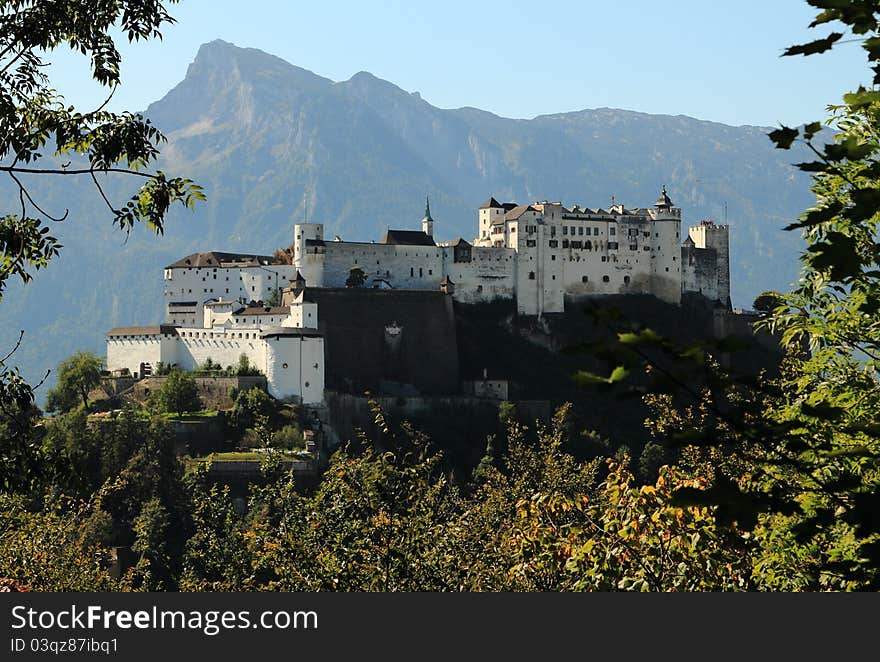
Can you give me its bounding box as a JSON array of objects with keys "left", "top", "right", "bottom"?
[
  {"left": 264, "top": 287, "right": 281, "bottom": 307},
  {"left": 155, "top": 370, "right": 200, "bottom": 418},
  {"left": 752, "top": 290, "right": 785, "bottom": 315},
  {"left": 0, "top": 0, "right": 203, "bottom": 455},
  {"left": 45, "top": 351, "right": 103, "bottom": 413},
  {"left": 236, "top": 353, "right": 260, "bottom": 376},
  {"left": 345, "top": 266, "right": 366, "bottom": 288}
]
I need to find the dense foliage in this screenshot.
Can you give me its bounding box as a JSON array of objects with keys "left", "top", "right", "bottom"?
[{"left": 4, "top": 0, "right": 880, "bottom": 592}]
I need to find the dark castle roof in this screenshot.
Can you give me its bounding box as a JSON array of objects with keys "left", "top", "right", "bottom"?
[
  {"left": 479, "top": 197, "right": 502, "bottom": 209},
  {"left": 382, "top": 230, "right": 436, "bottom": 246},
  {"left": 235, "top": 306, "right": 291, "bottom": 316},
  {"left": 107, "top": 325, "right": 178, "bottom": 337},
  {"left": 166, "top": 251, "right": 277, "bottom": 269}
]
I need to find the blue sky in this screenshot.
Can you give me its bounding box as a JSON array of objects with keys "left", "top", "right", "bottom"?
[{"left": 47, "top": 0, "right": 867, "bottom": 128}]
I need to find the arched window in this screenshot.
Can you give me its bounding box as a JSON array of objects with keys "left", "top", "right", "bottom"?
[
  {"left": 624, "top": 275, "right": 631, "bottom": 285},
  {"left": 528, "top": 271, "right": 536, "bottom": 280},
  {"left": 602, "top": 275, "right": 610, "bottom": 283}
]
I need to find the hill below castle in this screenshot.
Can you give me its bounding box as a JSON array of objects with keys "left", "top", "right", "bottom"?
[{"left": 1, "top": 39, "right": 815, "bottom": 393}]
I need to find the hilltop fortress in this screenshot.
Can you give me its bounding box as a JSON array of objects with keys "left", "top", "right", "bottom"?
[
  {"left": 295, "top": 188, "right": 730, "bottom": 316},
  {"left": 106, "top": 188, "right": 730, "bottom": 403}
]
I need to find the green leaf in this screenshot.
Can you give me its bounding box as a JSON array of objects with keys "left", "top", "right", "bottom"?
[
  {"left": 782, "top": 32, "right": 843, "bottom": 57},
  {"left": 608, "top": 366, "right": 630, "bottom": 383},
  {"left": 769, "top": 126, "right": 799, "bottom": 149}
]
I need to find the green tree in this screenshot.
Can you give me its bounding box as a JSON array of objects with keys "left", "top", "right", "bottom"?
[
  {"left": 264, "top": 287, "right": 281, "bottom": 307},
  {"left": 45, "top": 351, "right": 103, "bottom": 413},
  {"left": 752, "top": 290, "right": 785, "bottom": 315},
  {"left": 236, "top": 353, "right": 260, "bottom": 376},
  {"left": 0, "top": 0, "right": 203, "bottom": 464},
  {"left": 0, "top": 494, "right": 127, "bottom": 591},
  {"left": 155, "top": 370, "right": 201, "bottom": 418},
  {"left": 230, "top": 387, "right": 274, "bottom": 433},
  {"left": 345, "top": 266, "right": 366, "bottom": 288},
  {"left": 131, "top": 498, "right": 171, "bottom": 590}
]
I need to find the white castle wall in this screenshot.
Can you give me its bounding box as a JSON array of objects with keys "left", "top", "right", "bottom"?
[
  {"left": 264, "top": 335, "right": 324, "bottom": 405},
  {"left": 309, "top": 242, "right": 444, "bottom": 290},
  {"left": 164, "top": 264, "right": 298, "bottom": 325},
  {"left": 440, "top": 245, "right": 516, "bottom": 303},
  {"left": 106, "top": 334, "right": 176, "bottom": 378},
  {"left": 108, "top": 328, "right": 323, "bottom": 404}
]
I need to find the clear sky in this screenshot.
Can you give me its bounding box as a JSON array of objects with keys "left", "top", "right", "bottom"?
[{"left": 47, "top": 0, "right": 868, "bottom": 128}]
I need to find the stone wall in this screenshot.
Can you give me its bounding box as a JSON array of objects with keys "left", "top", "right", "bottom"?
[
  {"left": 304, "top": 288, "right": 460, "bottom": 395},
  {"left": 129, "top": 375, "right": 267, "bottom": 410}
]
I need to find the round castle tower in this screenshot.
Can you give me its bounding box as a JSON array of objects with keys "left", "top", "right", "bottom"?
[{"left": 293, "top": 222, "right": 325, "bottom": 287}]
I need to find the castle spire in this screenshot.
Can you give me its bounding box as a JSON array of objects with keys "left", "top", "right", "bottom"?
[{"left": 422, "top": 194, "right": 434, "bottom": 237}]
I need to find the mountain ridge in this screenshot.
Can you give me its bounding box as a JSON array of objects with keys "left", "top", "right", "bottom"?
[{"left": 1, "top": 39, "right": 815, "bottom": 395}]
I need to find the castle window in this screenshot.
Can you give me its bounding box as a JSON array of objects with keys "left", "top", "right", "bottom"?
[
  {"left": 526, "top": 240, "right": 537, "bottom": 248},
  {"left": 601, "top": 256, "right": 607, "bottom": 262},
  {"left": 602, "top": 275, "right": 610, "bottom": 283},
  {"left": 552, "top": 275, "right": 556, "bottom": 280},
  {"left": 585, "top": 241, "right": 592, "bottom": 250},
  {"left": 570, "top": 226, "right": 575, "bottom": 235},
  {"left": 549, "top": 240, "right": 558, "bottom": 248},
  {"left": 562, "top": 240, "right": 569, "bottom": 248},
  {"left": 655, "top": 232, "right": 659, "bottom": 238},
  {"left": 428, "top": 269, "right": 433, "bottom": 275},
  {"left": 563, "top": 226, "right": 568, "bottom": 235},
  {"left": 624, "top": 275, "right": 631, "bottom": 284},
  {"left": 305, "top": 382, "right": 310, "bottom": 388},
  {"left": 610, "top": 227, "right": 616, "bottom": 236},
  {"left": 665, "top": 267, "right": 670, "bottom": 272},
  {"left": 630, "top": 244, "right": 638, "bottom": 251},
  {"left": 672, "top": 256, "right": 676, "bottom": 261},
  {"left": 411, "top": 267, "right": 414, "bottom": 277},
  {"left": 528, "top": 271, "right": 536, "bottom": 280},
  {"left": 550, "top": 226, "right": 556, "bottom": 237},
  {"left": 578, "top": 227, "right": 584, "bottom": 235},
  {"left": 282, "top": 363, "right": 288, "bottom": 369},
  {"left": 551, "top": 255, "right": 556, "bottom": 261},
  {"left": 582, "top": 276, "right": 588, "bottom": 283},
  {"left": 419, "top": 268, "right": 423, "bottom": 277}
]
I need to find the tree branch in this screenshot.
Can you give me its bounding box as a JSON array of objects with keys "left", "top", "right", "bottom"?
[{"left": 1, "top": 165, "right": 154, "bottom": 178}]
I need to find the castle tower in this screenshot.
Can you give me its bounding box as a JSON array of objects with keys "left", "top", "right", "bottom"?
[
  {"left": 688, "top": 220, "right": 731, "bottom": 309},
  {"left": 422, "top": 195, "right": 434, "bottom": 237},
  {"left": 293, "top": 222, "right": 325, "bottom": 287},
  {"left": 649, "top": 186, "right": 683, "bottom": 304},
  {"left": 476, "top": 197, "right": 505, "bottom": 245}
]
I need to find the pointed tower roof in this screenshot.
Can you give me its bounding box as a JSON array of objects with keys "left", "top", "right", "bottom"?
[
  {"left": 423, "top": 195, "right": 433, "bottom": 222},
  {"left": 479, "top": 197, "right": 502, "bottom": 209},
  {"left": 655, "top": 185, "right": 673, "bottom": 208}
]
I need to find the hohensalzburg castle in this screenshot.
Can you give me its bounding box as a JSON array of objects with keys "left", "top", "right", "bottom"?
[
  {"left": 296, "top": 187, "right": 729, "bottom": 315},
  {"left": 106, "top": 188, "right": 729, "bottom": 403}
]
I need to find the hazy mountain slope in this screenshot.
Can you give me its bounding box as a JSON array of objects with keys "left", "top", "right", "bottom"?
[{"left": 0, "top": 39, "right": 815, "bottom": 394}]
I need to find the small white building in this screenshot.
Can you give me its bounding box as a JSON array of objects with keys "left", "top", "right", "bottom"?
[{"left": 106, "top": 277, "right": 324, "bottom": 404}]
